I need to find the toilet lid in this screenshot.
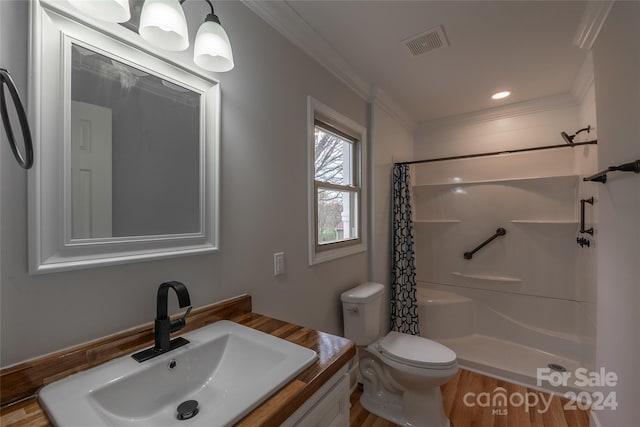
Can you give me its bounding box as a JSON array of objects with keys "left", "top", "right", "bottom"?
[{"left": 378, "top": 331, "right": 456, "bottom": 369}]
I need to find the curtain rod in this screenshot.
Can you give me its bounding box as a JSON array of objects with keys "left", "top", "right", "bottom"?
[{"left": 395, "top": 140, "right": 598, "bottom": 166}]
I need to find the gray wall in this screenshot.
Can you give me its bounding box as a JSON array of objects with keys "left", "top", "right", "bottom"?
[
  {"left": 1, "top": 0, "right": 368, "bottom": 366},
  {"left": 592, "top": 2, "right": 640, "bottom": 425}
]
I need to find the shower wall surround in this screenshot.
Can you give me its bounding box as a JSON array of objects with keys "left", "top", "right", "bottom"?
[
  {"left": 413, "top": 94, "right": 599, "bottom": 367},
  {"left": 411, "top": 146, "right": 598, "bottom": 365}
]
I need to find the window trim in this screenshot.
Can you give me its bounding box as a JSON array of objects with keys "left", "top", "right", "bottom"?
[{"left": 307, "top": 96, "right": 367, "bottom": 265}]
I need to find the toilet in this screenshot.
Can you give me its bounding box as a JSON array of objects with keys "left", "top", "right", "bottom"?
[{"left": 341, "top": 282, "right": 457, "bottom": 427}]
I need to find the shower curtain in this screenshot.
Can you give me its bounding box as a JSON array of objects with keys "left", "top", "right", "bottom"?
[{"left": 390, "top": 164, "right": 420, "bottom": 335}]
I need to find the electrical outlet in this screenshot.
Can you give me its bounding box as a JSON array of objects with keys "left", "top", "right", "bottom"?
[{"left": 274, "top": 252, "right": 285, "bottom": 276}]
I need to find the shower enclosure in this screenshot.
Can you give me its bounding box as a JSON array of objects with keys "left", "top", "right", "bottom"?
[{"left": 407, "top": 143, "right": 598, "bottom": 393}]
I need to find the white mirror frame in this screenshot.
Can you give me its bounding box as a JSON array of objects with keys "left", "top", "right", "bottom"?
[{"left": 29, "top": 0, "right": 220, "bottom": 274}]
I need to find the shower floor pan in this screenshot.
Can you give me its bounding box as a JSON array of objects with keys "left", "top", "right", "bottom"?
[{"left": 436, "top": 334, "right": 592, "bottom": 396}]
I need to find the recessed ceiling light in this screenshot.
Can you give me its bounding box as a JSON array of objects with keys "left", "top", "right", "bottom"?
[{"left": 491, "top": 91, "right": 511, "bottom": 100}]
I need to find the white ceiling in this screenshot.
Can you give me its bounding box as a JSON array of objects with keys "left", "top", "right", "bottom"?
[{"left": 255, "top": 1, "right": 590, "bottom": 124}]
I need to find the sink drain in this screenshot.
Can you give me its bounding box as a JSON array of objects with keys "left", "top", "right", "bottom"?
[
  {"left": 548, "top": 363, "right": 567, "bottom": 372},
  {"left": 177, "top": 400, "right": 199, "bottom": 420}
]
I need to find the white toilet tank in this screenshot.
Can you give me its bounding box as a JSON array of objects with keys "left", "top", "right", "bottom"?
[{"left": 341, "top": 282, "right": 385, "bottom": 346}]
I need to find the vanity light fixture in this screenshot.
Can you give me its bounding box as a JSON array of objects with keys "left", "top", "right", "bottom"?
[
  {"left": 491, "top": 91, "right": 511, "bottom": 100},
  {"left": 70, "top": 0, "right": 234, "bottom": 72},
  {"left": 68, "top": 0, "right": 131, "bottom": 23},
  {"left": 139, "top": 0, "right": 234, "bottom": 71}
]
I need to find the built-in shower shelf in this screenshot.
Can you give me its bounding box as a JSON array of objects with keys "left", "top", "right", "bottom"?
[
  {"left": 510, "top": 220, "right": 579, "bottom": 224},
  {"left": 451, "top": 272, "right": 523, "bottom": 283},
  {"left": 413, "top": 174, "right": 579, "bottom": 188},
  {"left": 414, "top": 219, "right": 462, "bottom": 224}
]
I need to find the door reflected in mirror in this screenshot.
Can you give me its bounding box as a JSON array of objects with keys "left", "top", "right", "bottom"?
[{"left": 71, "top": 44, "right": 201, "bottom": 239}]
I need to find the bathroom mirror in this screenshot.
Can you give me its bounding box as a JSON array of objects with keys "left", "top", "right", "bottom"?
[{"left": 29, "top": 1, "right": 220, "bottom": 274}]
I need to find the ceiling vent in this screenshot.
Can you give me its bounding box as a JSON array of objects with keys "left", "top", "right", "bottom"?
[{"left": 403, "top": 25, "right": 449, "bottom": 57}]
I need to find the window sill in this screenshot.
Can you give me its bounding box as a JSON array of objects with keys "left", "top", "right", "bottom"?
[{"left": 309, "top": 242, "right": 367, "bottom": 265}]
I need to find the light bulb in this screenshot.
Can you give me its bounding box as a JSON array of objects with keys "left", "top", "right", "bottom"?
[{"left": 491, "top": 91, "right": 511, "bottom": 100}]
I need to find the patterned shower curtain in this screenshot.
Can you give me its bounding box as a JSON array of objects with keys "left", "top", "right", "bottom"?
[{"left": 390, "top": 164, "right": 420, "bottom": 335}]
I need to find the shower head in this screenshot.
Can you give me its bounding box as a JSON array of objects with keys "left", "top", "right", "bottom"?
[
  {"left": 561, "top": 125, "right": 591, "bottom": 144},
  {"left": 561, "top": 131, "right": 574, "bottom": 144}
]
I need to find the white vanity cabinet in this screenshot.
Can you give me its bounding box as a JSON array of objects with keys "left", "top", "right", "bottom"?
[{"left": 281, "top": 366, "right": 350, "bottom": 427}]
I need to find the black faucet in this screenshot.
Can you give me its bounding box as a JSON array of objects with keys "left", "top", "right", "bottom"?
[{"left": 132, "top": 281, "right": 192, "bottom": 363}]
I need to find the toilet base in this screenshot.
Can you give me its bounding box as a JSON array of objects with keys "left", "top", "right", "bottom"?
[
  {"left": 360, "top": 392, "right": 450, "bottom": 427},
  {"left": 358, "top": 345, "right": 454, "bottom": 427}
]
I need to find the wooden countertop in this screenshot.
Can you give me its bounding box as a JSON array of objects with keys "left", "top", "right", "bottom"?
[{"left": 0, "top": 295, "right": 355, "bottom": 426}]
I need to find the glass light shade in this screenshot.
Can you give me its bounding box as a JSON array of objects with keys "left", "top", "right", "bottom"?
[
  {"left": 193, "top": 20, "right": 234, "bottom": 72},
  {"left": 139, "top": 0, "right": 189, "bottom": 51},
  {"left": 68, "top": 0, "right": 131, "bottom": 23}
]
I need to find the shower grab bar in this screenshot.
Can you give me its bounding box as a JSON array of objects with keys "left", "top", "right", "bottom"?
[
  {"left": 463, "top": 228, "right": 506, "bottom": 260},
  {"left": 583, "top": 160, "right": 640, "bottom": 184},
  {"left": 580, "top": 197, "right": 594, "bottom": 235}
]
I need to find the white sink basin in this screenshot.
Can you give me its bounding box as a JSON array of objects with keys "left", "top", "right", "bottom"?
[{"left": 39, "top": 320, "right": 318, "bottom": 426}]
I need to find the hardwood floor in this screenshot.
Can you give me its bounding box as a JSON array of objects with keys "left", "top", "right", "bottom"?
[{"left": 349, "top": 369, "right": 590, "bottom": 427}]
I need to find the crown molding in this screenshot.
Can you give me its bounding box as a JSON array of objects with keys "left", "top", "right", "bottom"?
[
  {"left": 241, "top": 0, "right": 416, "bottom": 131},
  {"left": 240, "top": 0, "right": 368, "bottom": 98},
  {"left": 573, "top": 1, "right": 614, "bottom": 50},
  {"left": 419, "top": 94, "right": 578, "bottom": 129},
  {"left": 368, "top": 85, "right": 417, "bottom": 132}
]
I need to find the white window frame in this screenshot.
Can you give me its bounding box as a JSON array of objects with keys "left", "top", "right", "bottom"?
[{"left": 307, "top": 97, "right": 367, "bottom": 265}]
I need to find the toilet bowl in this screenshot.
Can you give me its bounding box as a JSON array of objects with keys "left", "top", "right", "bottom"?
[{"left": 342, "top": 282, "right": 457, "bottom": 427}]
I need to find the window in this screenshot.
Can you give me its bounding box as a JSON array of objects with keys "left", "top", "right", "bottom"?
[
  {"left": 314, "top": 121, "right": 359, "bottom": 246},
  {"left": 307, "top": 97, "right": 367, "bottom": 265}
]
